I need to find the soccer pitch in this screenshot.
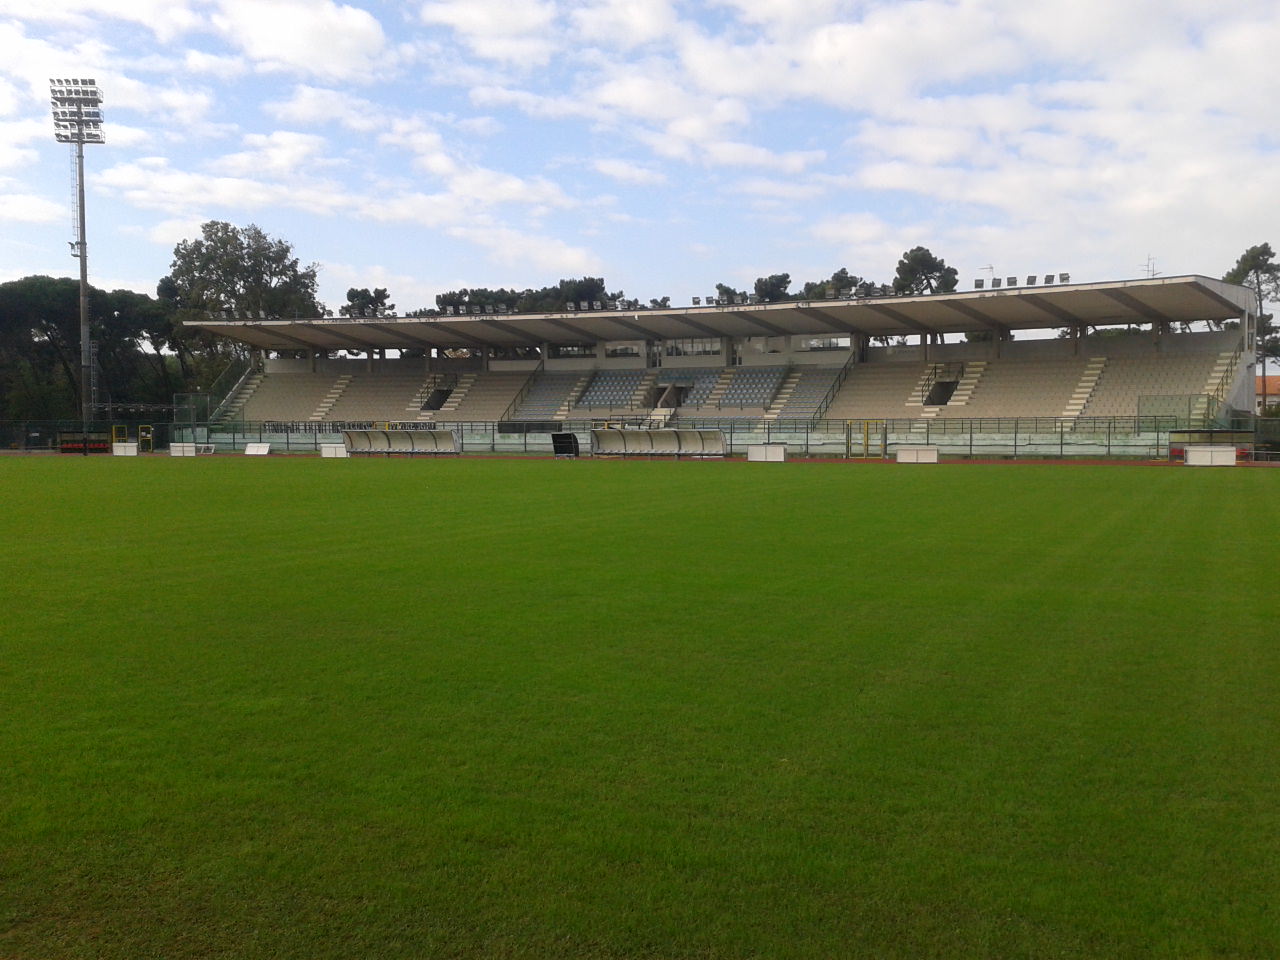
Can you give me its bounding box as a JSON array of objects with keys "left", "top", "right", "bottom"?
[{"left": 2, "top": 457, "right": 1278, "bottom": 959}]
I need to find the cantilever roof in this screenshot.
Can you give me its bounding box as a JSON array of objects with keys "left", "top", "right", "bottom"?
[{"left": 187, "top": 274, "right": 1253, "bottom": 353}]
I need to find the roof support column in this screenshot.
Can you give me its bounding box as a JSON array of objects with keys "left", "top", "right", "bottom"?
[
  {"left": 310, "top": 349, "right": 318, "bottom": 373},
  {"left": 921, "top": 333, "right": 929, "bottom": 363}
]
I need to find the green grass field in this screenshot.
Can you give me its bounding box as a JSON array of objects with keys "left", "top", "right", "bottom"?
[{"left": 2, "top": 456, "right": 1278, "bottom": 959}]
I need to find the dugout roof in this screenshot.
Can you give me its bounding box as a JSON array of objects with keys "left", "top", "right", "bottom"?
[{"left": 187, "top": 275, "right": 1253, "bottom": 353}]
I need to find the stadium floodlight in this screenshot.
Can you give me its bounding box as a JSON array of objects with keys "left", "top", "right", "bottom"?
[
  {"left": 51, "top": 78, "right": 104, "bottom": 425},
  {"left": 1044, "top": 274, "right": 1054, "bottom": 285},
  {"left": 1026, "top": 275, "right": 1036, "bottom": 286},
  {"left": 484, "top": 305, "right": 495, "bottom": 314},
  {"left": 974, "top": 279, "right": 985, "bottom": 289},
  {"left": 592, "top": 301, "right": 602, "bottom": 311},
  {"left": 1006, "top": 277, "right": 1017, "bottom": 287},
  {"left": 992, "top": 278, "right": 1002, "bottom": 288},
  {"left": 1059, "top": 272, "right": 1070, "bottom": 283},
  {"left": 692, "top": 297, "right": 701, "bottom": 305},
  {"left": 566, "top": 302, "right": 576, "bottom": 312}
]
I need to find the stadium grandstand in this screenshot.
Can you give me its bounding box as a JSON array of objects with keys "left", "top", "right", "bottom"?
[{"left": 182, "top": 275, "right": 1259, "bottom": 458}]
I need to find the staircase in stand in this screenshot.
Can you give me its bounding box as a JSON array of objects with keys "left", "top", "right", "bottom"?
[
  {"left": 763, "top": 368, "right": 799, "bottom": 421},
  {"left": 948, "top": 361, "right": 986, "bottom": 406},
  {"left": 410, "top": 374, "right": 452, "bottom": 421},
  {"left": 905, "top": 366, "right": 936, "bottom": 407},
  {"left": 218, "top": 372, "right": 262, "bottom": 421},
  {"left": 1062, "top": 357, "right": 1106, "bottom": 419},
  {"left": 310, "top": 374, "right": 351, "bottom": 421},
  {"left": 704, "top": 369, "right": 733, "bottom": 408},
  {"left": 437, "top": 374, "right": 476, "bottom": 415},
  {"left": 554, "top": 373, "right": 592, "bottom": 419}
]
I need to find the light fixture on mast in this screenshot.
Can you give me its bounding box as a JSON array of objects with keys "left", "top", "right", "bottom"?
[{"left": 50, "top": 77, "right": 105, "bottom": 425}]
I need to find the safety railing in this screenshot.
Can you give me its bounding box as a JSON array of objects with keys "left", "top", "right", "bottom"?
[
  {"left": 499, "top": 360, "right": 544, "bottom": 422},
  {"left": 811, "top": 352, "right": 859, "bottom": 421}
]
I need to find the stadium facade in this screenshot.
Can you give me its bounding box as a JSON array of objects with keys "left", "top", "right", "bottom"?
[{"left": 180, "top": 275, "right": 1258, "bottom": 458}]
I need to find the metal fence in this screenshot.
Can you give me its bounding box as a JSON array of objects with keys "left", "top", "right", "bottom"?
[{"left": 6, "top": 413, "right": 1269, "bottom": 460}]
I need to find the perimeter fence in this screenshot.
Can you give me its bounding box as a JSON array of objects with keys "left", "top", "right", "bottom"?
[{"left": 5, "top": 414, "right": 1268, "bottom": 461}]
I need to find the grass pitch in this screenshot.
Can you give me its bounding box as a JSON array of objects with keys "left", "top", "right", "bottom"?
[{"left": 2, "top": 456, "right": 1278, "bottom": 959}]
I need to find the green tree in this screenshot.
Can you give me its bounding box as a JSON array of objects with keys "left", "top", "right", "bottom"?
[
  {"left": 892, "top": 247, "right": 958, "bottom": 295},
  {"left": 341, "top": 287, "right": 394, "bottom": 318},
  {"left": 162, "top": 221, "right": 325, "bottom": 320},
  {"left": 753, "top": 273, "right": 791, "bottom": 302},
  {"left": 796, "top": 267, "right": 874, "bottom": 300},
  {"left": 1223, "top": 243, "right": 1280, "bottom": 412},
  {"left": 715, "top": 282, "right": 746, "bottom": 303},
  {"left": 0, "top": 276, "right": 184, "bottom": 418}
]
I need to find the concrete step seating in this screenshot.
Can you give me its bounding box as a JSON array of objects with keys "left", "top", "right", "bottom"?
[
  {"left": 430, "top": 372, "right": 529, "bottom": 422},
  {"left": 769, "top": 367, "right": 842, "bottom": 420},
  {"left": 322, "top": 373, "right": 427, "bottom": 421},
  {"left": 930, "top": 357, "right": 1083, "bottom": 419},
  {"left": 823, "top": 363, "right": 929, "bottom": 420},
  {"left": 514, "top": 371, "right": 584, "bottom": 419},
  {"left": 575, "top": 369, "right": 650, "bottom": 409},
  {"left": 1079, "top": 352, "right": 1223, "bottom": 418},
  {"left": 717, "top": 366, "right": 786, "bottom": 408},
  {"left": 238, "top": 373, "right": 345, "bottom": 422}
]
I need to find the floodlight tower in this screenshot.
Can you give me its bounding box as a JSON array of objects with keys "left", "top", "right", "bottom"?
[{"left": 50, "top": 78, "right": 105, "bottom": 423}]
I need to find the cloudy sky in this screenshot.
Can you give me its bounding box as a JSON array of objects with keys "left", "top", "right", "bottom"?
[{"left": 2, "top": 0, "right": 1278, "bottom": 313}]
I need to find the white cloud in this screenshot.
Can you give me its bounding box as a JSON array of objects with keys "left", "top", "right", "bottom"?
[
  {"left": 732, "top": 177, "right": 823, "bottom": 200},
  {"left": 419, "top": 0, "right": 559, "bottom": 64},
  {"left": 212, "top": 0, "right": 389, "bottom": 80},
  {"left": 702, "top": 141, "right": 824, "bottom": 172},
  {"left": 211, "top": 131, "right": 331, "bottom": 177},
  {"left": 0, "top": 119, "right": 46, "bottom": 169},
  {"left": 448, "top": 224, "right": 600, "bottom": 274},
  {"left": 183, "top": 50, "right": 248, "bottom": 79},
  {"left": 145, "top": 217, "right": 208, "bottom": 246},
  {"left": 0, "top": 0, "right": 202, "bottom": 42},
  {"left": 571, "top": 0, "right": 678, "bottom": 47},
  {"left": 265, "top": 85, "right": 384, "bottom": 132},
  {"left": 593, "top": 158, "right": 666, "bottom": 185},
  {"left": 0, "top": 192, "right": 63, "bottom": 222},
  {"left": 94, "top": 157, "right": 353, "bottom": 216}
]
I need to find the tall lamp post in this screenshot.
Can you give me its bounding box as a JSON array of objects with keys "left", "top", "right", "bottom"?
[{"left": 49, "top": 78, "right": 105, "bottom": 426}]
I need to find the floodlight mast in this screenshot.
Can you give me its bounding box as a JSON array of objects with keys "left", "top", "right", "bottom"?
[{"left": 50, "top": 78, "right": 104, "bottom": 425}]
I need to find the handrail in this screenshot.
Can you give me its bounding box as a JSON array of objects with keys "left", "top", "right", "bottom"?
[
  {"left": 209, "top": 356, "right": 257, "bottom": 422},
  {"left": 1211, "top": 338, "right": 1244, "bottom": 402},
  {"left": 499, "top": 360, "right": 544, "bottom": 422},
  {"left": 810, "top": 352, "right": 859, "bottom": 421}
]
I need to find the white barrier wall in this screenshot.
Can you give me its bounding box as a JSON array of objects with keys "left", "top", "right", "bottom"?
[
  {"left": 896, "top": 445, "right": 940, "bottom": 463},
  {"left": 1184, "top": 444, "right": 1236, "bottom": 466},
  {"left": 747, "top": 444, "right": 787, "bottom": 462}
]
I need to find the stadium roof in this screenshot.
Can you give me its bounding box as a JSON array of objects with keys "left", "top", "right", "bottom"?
[{"left": 187, "top": 274, "right": 1253, "bottom": 353}]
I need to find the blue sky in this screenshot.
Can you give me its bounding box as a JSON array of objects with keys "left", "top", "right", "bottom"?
[{"left": 2, "top": 0, "right": 1278, "bottom": 314}]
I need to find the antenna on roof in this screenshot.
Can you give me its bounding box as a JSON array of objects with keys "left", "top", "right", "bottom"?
[{"left": 1140, "top": 255, "right": 1161, "bottom": 279}]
